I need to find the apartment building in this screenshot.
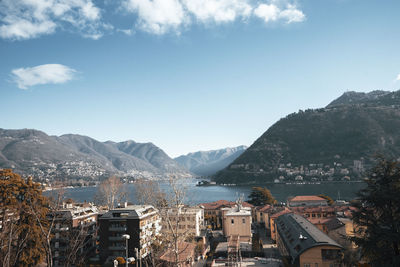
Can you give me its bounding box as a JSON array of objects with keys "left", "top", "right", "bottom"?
[
  {"left": 98, "top": 204, "right": 161, "bottom": 264},
  {"left": 160, "top": 206, "right": 204, "bottom": 237},
  {"left": 50, "top": 202, "right": 98, "bottom": 266}
]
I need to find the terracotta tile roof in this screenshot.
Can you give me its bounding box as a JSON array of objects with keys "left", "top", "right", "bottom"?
[
  {"left": 199, "top": 200, "right": 253, "bottom": 210},
  {"left": 257, "top": 204, "right": 272, "bottom": 212},
  {"left": 307, "top": 217, "right": 333, "bottom": 225},
  {"left": 160, "top": 242, "right": 196, "bottom": 263},
  {"left": 289, "top": 195, "right": 326, "bottom": 202},
  {"left": 270, "top": 208, "right": 291, "bottom": 219},
  {"left": 307, "top": 217, "right": 344, "bottom": 231},
  {"left": 290, "top": 206, "right": 335, "bottom": 213}
]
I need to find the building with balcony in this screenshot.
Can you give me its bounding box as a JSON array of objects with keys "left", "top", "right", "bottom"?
[
  {"left": 49, "top": 202, "right": 98, "bottom": 266},
  {"left": 160, "top": 205, "right": 204, "bottom": 237},
  {"left": 98, "top": 204, "right": 161, "bottom": 264}
]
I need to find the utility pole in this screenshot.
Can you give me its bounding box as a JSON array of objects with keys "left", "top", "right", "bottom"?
[
  {"left": 122, "top": 234, "right": 131, "bottom": 267},
  {"left": 135, "top": 248, "right": 139, "bottom": 267}
]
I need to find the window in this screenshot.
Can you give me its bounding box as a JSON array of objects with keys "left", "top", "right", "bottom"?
[
  {"left": 231, "top": 219, "right": 234, "bottom": 224},
  {"left": 304, "top": 264, "right": 311, "bottom": 267},
  {"left": 242, "top": 218, "right": 246, "bottom": 224},
  {"left": 322, "top": 249, "right": 340, "bottom": 260},
  {"left": 315, "top": 264, "right": 318, "bottom": 267}
]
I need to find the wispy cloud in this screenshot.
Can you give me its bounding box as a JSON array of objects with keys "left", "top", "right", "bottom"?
[
  {"left": 11, "top": 64, "right": 76, "bottom": 89},
  {"left": 122, "top": 0, "right": 306, "bottom": 35},
  {"left": 0, "top": 0, "right": 108, "bottom": 40},
  {"left": 117, "top": 28, "right": 135, "bottom": 36},
  {"left": 396, "top": 73, "right": 400, "bottom": 81}
]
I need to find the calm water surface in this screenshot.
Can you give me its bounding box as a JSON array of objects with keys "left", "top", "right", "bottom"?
[{"left": 48, "top": 179, "right": 365, "bottom": 205}]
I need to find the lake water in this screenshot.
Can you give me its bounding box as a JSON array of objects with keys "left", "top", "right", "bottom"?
[{"left": 48, "top": 179, "right": 365, "bottom": 205}]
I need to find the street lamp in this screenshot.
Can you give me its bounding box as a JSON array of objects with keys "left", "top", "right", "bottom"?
[{"left": 122, "top": 234, "right": 130, "bottom": 267}]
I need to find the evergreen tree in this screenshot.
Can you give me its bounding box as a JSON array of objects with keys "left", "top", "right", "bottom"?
[
  {"left": 247, "top": 186, "right": 277, "bottom": 206},
  {"left": 351, "top": 157, "right": 400, "bottom": 266}
]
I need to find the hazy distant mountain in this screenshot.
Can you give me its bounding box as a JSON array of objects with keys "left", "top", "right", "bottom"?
[
  {"left": 214, "top": 90, "right": 400, "bottom": 184},
  {"left": 174, "top": 146, "right": 247, "bottom": 176},
  {"left": 0, "top": 129, "right": 190, "bottom": 180}
]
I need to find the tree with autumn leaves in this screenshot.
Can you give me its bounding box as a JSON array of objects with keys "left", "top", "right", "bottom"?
[
  {"left": 0, "top": 169, "right": 50, "bottom": 266},
  {"left": 247, "top": 186, "right": 277, "bottom": 206}
]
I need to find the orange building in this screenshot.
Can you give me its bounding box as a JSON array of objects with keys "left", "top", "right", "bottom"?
[
  {"left": 269, "top": 208, "right": 292, "bottom": 241},
  {"left": 276, "top": 213, "right": 343, "bottom": 267}
]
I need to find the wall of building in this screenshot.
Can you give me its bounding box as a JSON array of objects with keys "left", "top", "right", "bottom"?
[
  {"left": 299, "top": 245, "right": 342, "bottom": 267},
  {"left": 223, "top": 215, "right": 251, "bottom": 242}
]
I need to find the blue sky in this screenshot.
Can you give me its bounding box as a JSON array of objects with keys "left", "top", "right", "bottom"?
[{"left": 1, "top": 0, "right": 400, "bottom": 157}]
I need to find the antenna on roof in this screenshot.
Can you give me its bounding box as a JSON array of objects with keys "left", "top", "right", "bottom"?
[
  {"left": 299, "top": 233, "right": 307, "bottom": 240},
  {"left": 236, "top": 193, "right": 244, "bottom": 211}
]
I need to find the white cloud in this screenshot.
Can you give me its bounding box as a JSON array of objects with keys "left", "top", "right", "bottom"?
[
  {"left": 254, "top": 2, "right": 305, "bottom": 24},
  {"left": 253, "top": 4, "right": 280, "bottom": 23},
  {"left": 117, "top": 28, "right": 134, "bottom": 35},
  {"left": 122, "top": 0, "right": 188, "bottom": 35},
  {"left": 11, "top": 64, "right": 76, "bottom": 89},
  {"left": 396, "top": 73, "right": 400, "bottom": 81},
  {"left": 0, "top": 0, "right": 306, "bottom": 39},
  {"left": 122, "top": 0, "right": 305, "bottom": 35},
  {"left": 0, "top": 0, "right": 107, "bottom": 40},
  {"left": 279, "top": 5, "right": 306, "bottom": 23},
  {"left": 182, "top": 0, "right": 252, "bottom": 23}
]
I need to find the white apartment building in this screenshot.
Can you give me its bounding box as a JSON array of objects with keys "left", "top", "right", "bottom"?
[{"left": 160, "top": 206, "right": 204, "bottom": 237}]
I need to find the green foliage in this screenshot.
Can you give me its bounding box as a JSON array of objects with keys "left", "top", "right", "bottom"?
[
  {"left": 351, "top": 157, "right": 400, "bottom": 265},
  {"left": 215, "top": 91, "right": 400, "bottom": 184},
  {"left": 0, "top": 169, "right": 49, "bottom": 267},
  {"left": 247, "top": 186, "right": 277, "bottom": 206}
]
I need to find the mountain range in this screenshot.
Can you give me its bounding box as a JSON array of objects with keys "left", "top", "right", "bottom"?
[
  {"left": 174, "top": 146, "right": 247, "bottom": 176},
  {"left": 0, "top": 129, "right": 190, "bottom": 180},
  {"left": 214, "top": 90, "right": 400, "bottom": 184}
]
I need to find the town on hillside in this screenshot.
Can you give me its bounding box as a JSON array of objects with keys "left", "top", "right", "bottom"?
[{"left": 1, "top": 191, "right": 360, "bottom": 266}]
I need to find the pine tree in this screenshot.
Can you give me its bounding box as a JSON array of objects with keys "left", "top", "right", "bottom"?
[{"left": 351, "top": 157, "right": 400, "bottom": 265}]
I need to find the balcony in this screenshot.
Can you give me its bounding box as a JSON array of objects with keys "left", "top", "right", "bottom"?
[
  {"left": 109, "top": 245, "right": 126, "bottom": 251},
  {"left": 109, "top": 236, "right": 124, "bottom": 241},
  {"left": 108, "top": 226, "right": 127, "bottom": 232}
]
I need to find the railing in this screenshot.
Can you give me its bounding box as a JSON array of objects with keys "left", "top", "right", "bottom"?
[
  {"left": 108, "top": 226, "right": 127, "bottom": 231},
  {"left": 109, "top": 245, "right": 126, "bottom": 251},
  {"left": 109, "top": 236, "right": 124, "bottom": 241}
]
